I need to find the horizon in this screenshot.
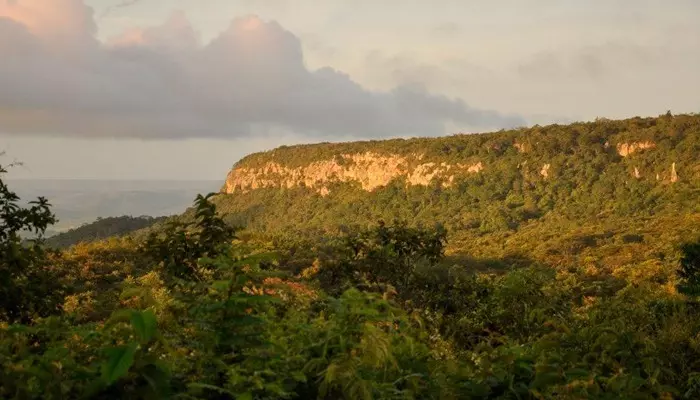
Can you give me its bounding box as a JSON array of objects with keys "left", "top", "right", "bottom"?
[{"left": 5, "top": 177, "right": 223, "bottom": 182}]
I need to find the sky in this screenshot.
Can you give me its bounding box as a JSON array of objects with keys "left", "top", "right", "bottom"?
[{"left": 1, "top": 0, "right": 698, "bottom": 180}]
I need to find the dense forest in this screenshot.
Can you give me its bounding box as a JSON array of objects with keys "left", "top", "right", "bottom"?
[
  {"left": 220, "top": 114, "right": 698, "bottom": 232},
  {"left": 1, "top": 113, "right": 700, "bottom": 399},
  {"left": 215, "top": 113, "right": 699, "bottom": 280},
  {"left": 45, "top": 216, "right": 168, "bottom": 249}
]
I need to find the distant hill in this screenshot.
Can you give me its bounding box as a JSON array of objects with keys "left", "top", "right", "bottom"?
[{"left": 44, "top": 215, "right": 168, "bottom": 248}]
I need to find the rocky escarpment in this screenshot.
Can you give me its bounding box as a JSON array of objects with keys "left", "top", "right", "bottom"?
[
  {"left": 222, "top": 141, "right": 688, "bottom": 196},
  {"left": 617, "top": 141, "right": 656, "bottom": 157},
  {"left": 615, "top": 141, "right": 682, "bottom": 181},
  {"left": 221, "top": 114, "right": 698, "bottom": 197},
  {"left": 212, "top": 114, "right": 698, "bottom": 245},
  {"left": 223, "top": 152, "right": 484, "bottom": 195},
  {"left": 222, "top": 144, "right": 690, "bottom": 196}
]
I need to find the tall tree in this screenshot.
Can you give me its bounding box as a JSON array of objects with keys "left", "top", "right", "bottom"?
[{"left": 0, "top": 162, "right": 61, "bottom": 323}]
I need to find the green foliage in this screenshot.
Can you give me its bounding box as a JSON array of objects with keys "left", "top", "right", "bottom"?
[
  {"left": 141, "top": 193, "right": 236, "bottom": 279},
  {"left": 95, "top": 309, "right": 171, "bottom": 398},
  {"left": 102, "top": 343, "right": 139, "bottom": 384},
  {"left": 2, "top": 213, "right": 700, "bottom": 398},
  {"left": 0, "top": 164, "right": 62, "bottom": 324},
  {"left": 317, "top": 220, "right": 447, "bottom": 295},
  {"left": 678, "top": 239, "right": 700, "bottom": 294},
  {"left": 300, "top": 289, "right": 433, "bottom": 399}
]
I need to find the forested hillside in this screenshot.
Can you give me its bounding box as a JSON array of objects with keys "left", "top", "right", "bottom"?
[
  {"left": 215, "top": 112, "right": 699, "bottom": 275},
  {"left": 220, "top": 113, "right": 697, "bottom": 231},
  {"left": 45, "top": 216, "right": 168, "bottom": 249},
  {"left": 1, "top": 113, "right": 700, "bottom": 399}
]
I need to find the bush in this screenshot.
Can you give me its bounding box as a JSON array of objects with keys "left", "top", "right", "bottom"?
[{"left": 678, "top": 239, "right": 700, "bottom": 294}]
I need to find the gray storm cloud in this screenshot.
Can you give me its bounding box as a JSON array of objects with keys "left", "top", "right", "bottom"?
[{"left": 0, "top": 0, "right": 525, "bottom": 139}]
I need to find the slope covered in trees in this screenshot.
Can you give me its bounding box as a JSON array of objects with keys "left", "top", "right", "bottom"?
[
  {"left": 214, "top": 112, "right": 699, "bottom": 276},
  {"left": 219, "top": 113, "right": 697, "bottom": 231},
  {"left": 45, "top": 215, "right": 168, "bottom": 249},
  {"left": 1, "top": 183, "right": 699, "bottom": 398}
]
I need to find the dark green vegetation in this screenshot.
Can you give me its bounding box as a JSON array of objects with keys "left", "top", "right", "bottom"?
[
  {"left": 1, "top": 113, "right": 700, "bottom": 399},
  {"left": 1, "top": 164, "right": 62, "bottom": 324},
  {"left": 46, "top": 216, "right": 168, "bottom": 249}
]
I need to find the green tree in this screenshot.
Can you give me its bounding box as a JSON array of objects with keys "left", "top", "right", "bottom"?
[
  {"left": 318, "top": 221, "right": 447, "bottom": 295},
  {"left": 678, "top": 239, "right": 700, "bottom": 294},
  {"left": 141, "top": 193, "right": 236, "bottom": 280},
  {"left": 0, "top": 163, "right": 61, "bottom": 323}
]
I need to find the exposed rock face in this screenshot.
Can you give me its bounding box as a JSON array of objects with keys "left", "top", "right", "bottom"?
[
  {"left": 671, "top": 162, "right": 678, "bottom": 183},
  {"left": 617, "top": 141, "right": 656, "bottom": 157},
  {"left": 465, "top": 162, "right": 484, "bottom": 173},
  {"left": 514, "top": 142, "right": 528, "bottom": 153},
  {"left": 407, "top": 162, "right": 450, "bottom": 186},
  {"left": 540, "top": 164, "right": 551, "bottom": 178},
  {"left": 222, "top": 152, "right": 485, "bottom": 194}
]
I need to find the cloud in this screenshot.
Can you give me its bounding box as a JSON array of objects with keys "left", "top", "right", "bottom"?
[
  {"left": 511, "top": 40, "right": 700, "bottom": 120},
  {"left": 517, "top": 43, "right": 675, "bottom": 82},
  {"left": 431, "top": 22, "right": 461, "bottom": 36},
  {"left": 0, "top": 0, "right": 524, "bottom": 140},
  {"left": 109, "top": 10, "right": 200, "bottom": 49},
  {"left": 100, "top": 0, "right": 143, "bottom": 18},
  {"left": 365, "top": 51, "right": 491, "bottom": 92}
]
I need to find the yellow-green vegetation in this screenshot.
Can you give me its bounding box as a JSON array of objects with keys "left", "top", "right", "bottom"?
[
  {"left": 216, "top": 112, "right": 699, "bottom": 278},
  {"left": 1, "top": 113, "right": 700, "bottom": 399}
]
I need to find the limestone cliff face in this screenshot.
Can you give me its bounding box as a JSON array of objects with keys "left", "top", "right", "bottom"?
[
  {"left": 221, "top": 139, "right": 684, "bottom": 195},
  {"left": 221, "top": 114, "right": 699, "bottom": 197},
  {"left": 222, "top": 152, "right": 484, "bottom": 195},
  {"left": 617, "top": 141, "right": 656, "bottom": 157}
]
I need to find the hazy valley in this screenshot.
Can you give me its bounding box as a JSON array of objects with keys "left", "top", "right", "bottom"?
[{"left": 8, "top": 179, "right": 221, "bottom": 235}]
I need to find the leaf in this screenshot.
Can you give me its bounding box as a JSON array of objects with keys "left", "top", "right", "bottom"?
[
  {"left": 530, "top": 371, "right": 563, "bottom": 389},
  {"left": 119, "top": 287, "right": 149, "bottom": 301},
  {"left": 101, "top": 343, "right": 138, "bottom": 384},
  {"left": 187, "top": 383, "right": 237, "bottom": 396},
  {"left": 233, "top": 252, "right": 279, "bottom": 267},
  {"left": 141, "top": 363, "right": 171, "bottom": 396},
  {"left": 237, "top": 392, "right": 253, "bottom": 400},
  {"left": 131, "top": 310, "right": 158, "bottom": 343},
  {"left": 6, "top": 324, "right": 31, "bottom": 334},
  {"left": 105, "top": 309, "right": 135, "bottom": 329},
  {"left": 565, "top": 368, "right": 591, "bottom": 380},
  {"left": 211, "top": 280, "right": 232, "bottom": 291}
]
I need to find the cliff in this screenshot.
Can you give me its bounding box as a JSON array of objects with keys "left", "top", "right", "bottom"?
[
  {"left": 222, "top": 114, "right": 698, "bottom": 197},
  {"left": 211, "top": 113, "right": 699, "bottom": 270},
  {"left": 223, "top": 153, "right": 484, "bottom": 195}
]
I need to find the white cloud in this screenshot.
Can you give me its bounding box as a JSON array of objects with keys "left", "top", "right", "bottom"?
[{"left": 0, "top": 0, "right": 524, "bottom": 140}]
